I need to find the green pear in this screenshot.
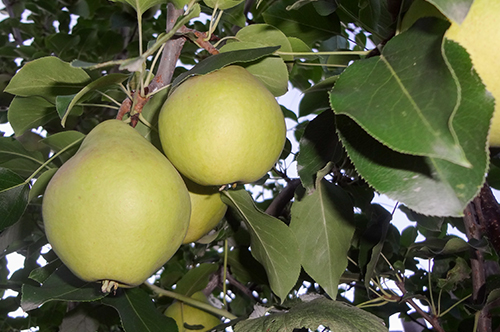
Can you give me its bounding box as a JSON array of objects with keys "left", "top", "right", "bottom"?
[
  {"left": 42, "top": 120, "right": 191, "bottom": 290},
  {"left": 158, "top": 65, "right": 286, "bottom": 186},
  {"left": 445, "top": 0, "right": 500, "bottom": 146},
  {"left": 183, "top": 178, "right": 227, "bottom": 244},
  {"left": 164, "top": 292, "right": 220, "bottom": 332}
]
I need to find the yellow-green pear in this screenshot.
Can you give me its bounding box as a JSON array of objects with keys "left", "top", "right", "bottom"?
[
  {"left": 164, "top": 292, "right": 220, "bottom": 332},
  {"left": 445, "top": 0, "right": 500, "bottom": 146},
  {"left": 158, "top": 65, "right": 286, "bottom": 186},
  {"left": 183, "top": 178, "right": 227, "bottom": 244},
  {"left": 42, "top": 120, "right": 191, "bottom": 290}
]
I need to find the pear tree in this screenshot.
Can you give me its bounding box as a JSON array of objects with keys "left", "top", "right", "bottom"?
[{"left": 1, "top": 0, "right": 500, "bottom": 331}]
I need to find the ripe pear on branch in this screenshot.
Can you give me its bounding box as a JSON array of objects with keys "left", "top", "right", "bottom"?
[
  {"left": 158, "top": 65, "right": 286, "bottom": 186},
  {"left": 42, "top": 120, "right": 191, "bottom": 292}
]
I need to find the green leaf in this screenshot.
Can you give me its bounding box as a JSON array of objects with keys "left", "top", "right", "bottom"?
[
  {"left": 335, "top": 35, "right": 493, "bottom": 217},
  {"left": 40, "top": 131, "right": 85, "bottom": 163},
  {"left": 109, "top": 0, "right": 165, "bottom": 15},
  {"left": 290, "top": 181, "right": 355, "bottom": 299},
  {"left": 174, "top": 263, "right": 219, "bottom": 296},
  {"left": 399, "top": 205, "right": 445, "bottom": 232},
  {"left": 0, "top": 167, "right": 29, "bottom": 231},
  {"left": 234, "top": 297, "right": 388, "bottom": 332},
  {"left": 221, "top": 188, "right": 300, "bottom": 302},
  {"left": 7, "top": 96, "right": 58, "bottom": 136},
  {"left": 56, "top": 73, "right": 128, "bottom": 127},
  {"left": 102, "top": 287, "right": 178, "bottom": 332},
  {"left": 263, "top": 0, "right": 341, "bottom": 46},
  {"left": 296, "top": 110, "right": 343, "bottom": 192},
  {"left": 0, "top": 136, "right": 45, "bottom": 167},
  {"left": 172, "top": 46, "right": 280, "bottom": 89},
  {"left": 21, "top": 265, "right": 106, "bottom": 312},
  {"left": 28, "top": 168, "right": 58, "bottom": 201},
  {"left": 427, "top": 0, "right": 473, "bottom": 24},
  {"left": 232, "top": 24, "right": 293, "bottom": 61},
  {"left": 330, "top": 18, "right": 470, "bottom": 167},
  {"left": 219, "top": 42, "right": 289, "bottom": 96},
  {"left": 4, "top": 56, "right": 91, "bottom": 98}
]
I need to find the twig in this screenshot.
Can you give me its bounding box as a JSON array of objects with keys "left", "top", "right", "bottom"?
[
  {"left": 395, "top": 278, "right": 445, "bottom": 332},
  {"left": 178, "top": 26, "right": 220, "bottom": 55}
]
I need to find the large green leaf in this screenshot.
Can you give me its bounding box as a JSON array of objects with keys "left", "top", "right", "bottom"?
[
  {"left": 234, "top": 297, "right": 388, "bottom": 332},
  {"left": 221, "top": 189, "right": 300, "bottom": 302},
  {"left": 290, "top": 181, "right": 355, "bottom": 299},
  {"left": 7, "top": 96, "right": 58, "bottom": 136},
  {"left": 337, "top": 37, "right": 492, "bottom": 217},
  {"left": 4, "top": 56, "right": 91, "bottom": 98},
  {"left": 21, "top": 265, "right": 106, "bottom": 312},
  {"left": 102, "top": 287, "right": 178, "bottom": 332},
  {"left": 0, "top": 167, "right": 29, "bottom": 231},
  {"left": 0, "top": 137, "right": 46, "bottom": 173},
  {"left": 330, "top": 18, "right": 470, "bottom": 167}
]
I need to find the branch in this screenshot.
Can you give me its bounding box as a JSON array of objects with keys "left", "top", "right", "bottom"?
[
  {"left": 395, "top": 278, "right": 445, "bottom": 332},
  {"left": 2, "top": 0, "right": 23, "bottom": 46},
  {"left": 265, "top": 178, "right": 301, "bottom": 218},
  {"left": 148, "top": 3, "right": 186, "bottom": 93}
]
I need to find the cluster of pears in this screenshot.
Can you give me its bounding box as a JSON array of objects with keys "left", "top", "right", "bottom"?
[{"left": 42, "top": 65, "right": 286, "bottom": 291}]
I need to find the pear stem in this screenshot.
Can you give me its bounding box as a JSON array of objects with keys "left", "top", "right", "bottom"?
[{"left": 145, "top": 282, "right": 238, "bottom": 320}]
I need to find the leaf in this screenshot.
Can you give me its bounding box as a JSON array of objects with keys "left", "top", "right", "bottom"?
[
  {"left": 109, "top": 0, "right": 165, "bottom": 15},
  {"left": 204, "top": 0, "right": 244, "bottom": 10},
  {"left": 40, "top": 131, "right": 85, "bottom": 163},
  {"left": 172, "top": 46, "right": 280, "bottom": 89},
  {"left": 101, "top": 287, "right": 178, "bottom": 332},
  {"left": 330, "top": 18, "right": 469, "bottom": 167},
  {"left": 428, "top": 0, "right": 473, "bottom": 24},
  {"left": 296, "top": 110, "right": 344, "bottom": 192},
  {"left": 289, "top": 181, "right": 355, "bottom": 299},
  {"left": 219, "top": 42, "right": 289, "bottom": 96},
  {"left": 4, "top": 56, "right": 91, "bottom": 98},
  {"left": 59, "top": 304, "right": 100, "bottom": 332},
  {"left": 263, "top": 0, "right": 341, "bottom": 46},
  {"left": 221, "top": 189, "right": 300, "bottom": 302},
  {"left": 234, "top": 297, "right": 387, "bottom": 332},
  {"left": 0, "top": 167, "right": 29, "bottom": 231},
  {"left": 334, "top": 32, "right": 493, "bottom": 217},
  {"left": 7, "top": 96, "right": 58, "bottom": 136},
  {"left": 0, "top": 136, "right": 45, "bottom": 165},
  {"left": 21, "top": 265, "right": 106, "bottom": 312},
  {"left": 56, "top": 73, "right": 129, "bottom": 127},
  {"left": 28, "top": 168, "right": 58, "bottom": 201},
  {"left": 174, "top": 263, "right": 219, "bottom": 296}
]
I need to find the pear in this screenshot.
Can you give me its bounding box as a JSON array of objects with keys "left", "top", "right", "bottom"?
[
  {"left": 445, "top": 0, "right": 500, "bottom": 146},
  {"left": 183, "top": 178, "right": 227, "bottom": 244},
  {"left": 158, "top": 65, "right": 286, "bottom": 186},
  {"left": 42, "top": 120, "right": 191, "bottom": 290},
  {"left": 164, "top": 292, "right": 221, "bottom": 332}
]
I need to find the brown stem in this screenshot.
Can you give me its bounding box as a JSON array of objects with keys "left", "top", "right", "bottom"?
[{"left": 395, "top": 278, "right": 445, "bottom": 332}]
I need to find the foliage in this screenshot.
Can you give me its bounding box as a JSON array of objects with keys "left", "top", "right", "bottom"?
[{"left": 1, "top": 0, "right": 499, "bottom": 331}]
